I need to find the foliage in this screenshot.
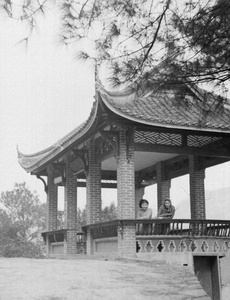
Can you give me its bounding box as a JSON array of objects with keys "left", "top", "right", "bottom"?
[
  {"left": 2, "top": 239, "right": 45, "bottom": 258},
  {"left": 57, "top": 202, "right": 117, "bottom": 230},
  {"left": 57, "top": 207, "right": 86, "bottom": 231},
  {"left": 101, "top": 202, "right": 117, "bottom": 221},
  {"left": 172, "top": 0, "right": 230, "bottom": 87},
  {"left": 2, "top": 0, "right": 229, "bottom": 92},
  {"left": 0, "top": 183, "right": 46, "bottom": 258},
  {"left": 77, "top": 207, "right": 86, "bottom": 230}
]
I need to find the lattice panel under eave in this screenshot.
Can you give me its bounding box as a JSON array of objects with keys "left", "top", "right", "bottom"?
[
  {"left": 187, "top": 135, "right": 222, "bottom": 148},
  {"left": 134, "top": 131, "right": 182, "bottom": 146}
]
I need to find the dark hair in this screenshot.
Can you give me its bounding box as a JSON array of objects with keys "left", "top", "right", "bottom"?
[
  {"left": 139, "top": 199, "right": 149, "bottom": 208},
  {"left": 164, "top": 198, "right": 172, "bottom": 205}
]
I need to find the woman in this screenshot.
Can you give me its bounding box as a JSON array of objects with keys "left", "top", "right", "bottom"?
[
  {"left": 137, "top": 199, "right": 152, "bottom": 219},
  {"left": 157, "top": 198, "right": 175, "bottom": 219},
  {"left": 137, "top": 199, "right": 152, "bottom": 235},
  {"left": 157, "top": 198, "right": 175, "bottom": 234}
]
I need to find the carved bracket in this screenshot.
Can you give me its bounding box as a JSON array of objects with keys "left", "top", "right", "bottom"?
[
  {"left": 52, "top": 163, "right": 66, "bottom": 186},
  {"left": 99, "top": 130, "right": 119, "bottom": 159},
  {"left": 36, "top": 175, "right": 48, "bottom": 194},
  {"left": 72, "top": 149, "right": 89, "bottom": 176}
]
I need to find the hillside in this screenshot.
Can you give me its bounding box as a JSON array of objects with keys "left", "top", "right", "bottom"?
[{"left": 0, "top": 257, "right": 210, "bottom": 300}]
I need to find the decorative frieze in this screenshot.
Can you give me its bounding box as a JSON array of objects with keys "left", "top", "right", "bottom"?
[{"left": 136, "top": 237, "right": 230, "bottom": 254}]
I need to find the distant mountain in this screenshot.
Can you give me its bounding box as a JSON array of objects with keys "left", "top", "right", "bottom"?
[{"left": 174, "top": 187, "right": 230, "bottom": 220}]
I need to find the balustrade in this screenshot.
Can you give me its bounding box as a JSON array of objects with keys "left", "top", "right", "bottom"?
[{"left": 82, "top": 219, "right": 230, "bottom": 239}]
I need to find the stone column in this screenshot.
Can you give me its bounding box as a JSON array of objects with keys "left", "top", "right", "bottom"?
[
  {"left": 189, "top": 155, "right": 206, "bottom": 219},
  {"left": 117, "top": 128, "right": 136, "bottom": 258},
  {"left": 86, "top": 138, "right": 102, "bottom": 255},
  {"left": 157, "top": 161, "right": 171, "bottom": 210},
  {"left": 47, "top": 165, "right": 58, "bottom": 231},
  {"left": 64, "top": 155, "right": 78, "bottom": 256}
]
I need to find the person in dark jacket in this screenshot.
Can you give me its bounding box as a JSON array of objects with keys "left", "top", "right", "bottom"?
[
  {"left": 157, "top": 198, "right": 175, "bottom": 219},
  {"left": 157, "top": 198, "right": 175, "bottom": 234}
]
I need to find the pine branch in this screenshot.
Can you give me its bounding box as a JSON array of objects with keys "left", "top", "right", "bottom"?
[{"left": 140, "top": 0, "right": 171, "bottom": 71}]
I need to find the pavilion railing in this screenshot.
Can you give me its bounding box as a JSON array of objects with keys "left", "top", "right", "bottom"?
[
  {"left": 83, "top": 220, "right": 119, "bottom": 239},
  {"left": 82, "top": 219, "right": 230, "bottom": 240}
]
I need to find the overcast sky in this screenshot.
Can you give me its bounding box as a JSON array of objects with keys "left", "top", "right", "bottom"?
[
  {"left": 0, "top": 6, "right": 230, "bottom": 214},
  {"left": 0, "top": 8, "right": 96, "bottom": 207}
]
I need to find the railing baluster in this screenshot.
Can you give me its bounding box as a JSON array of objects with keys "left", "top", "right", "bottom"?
[
  {"left": 82, "top": 219, "right": 230, "bottom": 240},
  {"left": 171, "top": 222, "right": 175, "bottom": 235},
  {"left": 201, "top": 222, "right": 204, "bottom": 236},
  {"left": 225, "top": 225, "right": 227, "bottom": 236},
  {"left": 207, "top": 222, "right": 211, "bottom": 236},
  {"left": 150, "top": 222, "right": 153, "bottom": 235},
  {"left": 214, "top": 223, "right": 217, "bottom": 236},
  {"left": 189, "top": 222, "right": 191, "bottom": 235},
  {"left": 218, "top": 223, "right": 221, "bottom": 236},
  {"left": 180, "top": 222, "right": 183, "bottom": 235}
]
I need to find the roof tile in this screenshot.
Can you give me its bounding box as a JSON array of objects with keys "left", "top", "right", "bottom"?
[{"left": 100, "top": 85, "right": 230, "bottom": 131}]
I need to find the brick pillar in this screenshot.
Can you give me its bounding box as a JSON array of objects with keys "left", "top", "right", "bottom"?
[
  {"left": 46, "top": 165, "right": 58, "bottom": 231},
  {"left": 189, "top": 155, "right": 206, "bottom": 219},
  {"left": 117, "top": 128, "right": 136, "bottom": 258},
  {"left": 135, "top": 187, "right": 145, "bottom": 218},
  {"left": 157, "top": 161, "right": 171, "bottom": 210},
  {"left": 64, "top": 155, "right": 78, "bottom": 256},
  {"left": 86, "top": 139, "right": 102, "bottom": 255},
  {"left": 46, "top": 165, "right": 58, "bottom": 257}
]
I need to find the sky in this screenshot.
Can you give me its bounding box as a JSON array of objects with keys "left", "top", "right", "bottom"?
[
  {"left": 0, "top": 5, "right": 230, "bottom": 215},
  {"left": 0, "top": 8, "right": 96, "bottom": 208}
]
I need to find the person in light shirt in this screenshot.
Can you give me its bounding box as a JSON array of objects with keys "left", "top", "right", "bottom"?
[
  {"left": 137, "top": 199, "right": 152, "bottom": 219},
  {"left": 137, "top": 199, "right": 152, "bottom": 235}
]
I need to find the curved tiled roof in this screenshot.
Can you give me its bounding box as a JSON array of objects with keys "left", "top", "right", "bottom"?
[
  {"left": 18, "top": 80, "right": 230, "bottom": 173},
  {"left": 18, "top": 100, "right": 99, "bottom": 172},
  {"left": 99, "top": 83, "right": 230, "bottom": 132}
]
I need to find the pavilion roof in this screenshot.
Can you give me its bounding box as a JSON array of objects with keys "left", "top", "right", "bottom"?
[
  {"left": 99, "top": 82, "right": 230, "bottom": 132},
  {"left": 18, "top": 100, "right": 98, "bottom": 173},
  {"left": 18, "top": 80, "right": 230, "bottom": 173}
]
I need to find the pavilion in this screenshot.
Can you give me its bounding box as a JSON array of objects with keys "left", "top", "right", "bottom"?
[{"left": 18, "top": 76, "right": 230, "bottom": 299}]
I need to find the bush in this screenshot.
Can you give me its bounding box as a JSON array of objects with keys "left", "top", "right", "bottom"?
[{"left": 1, "top": 241, "right": 45, "bottom": 259}]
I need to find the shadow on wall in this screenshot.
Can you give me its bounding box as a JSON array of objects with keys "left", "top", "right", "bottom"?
[{"left": 220, "top": 254, "right": 230, "bottom": 300}]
